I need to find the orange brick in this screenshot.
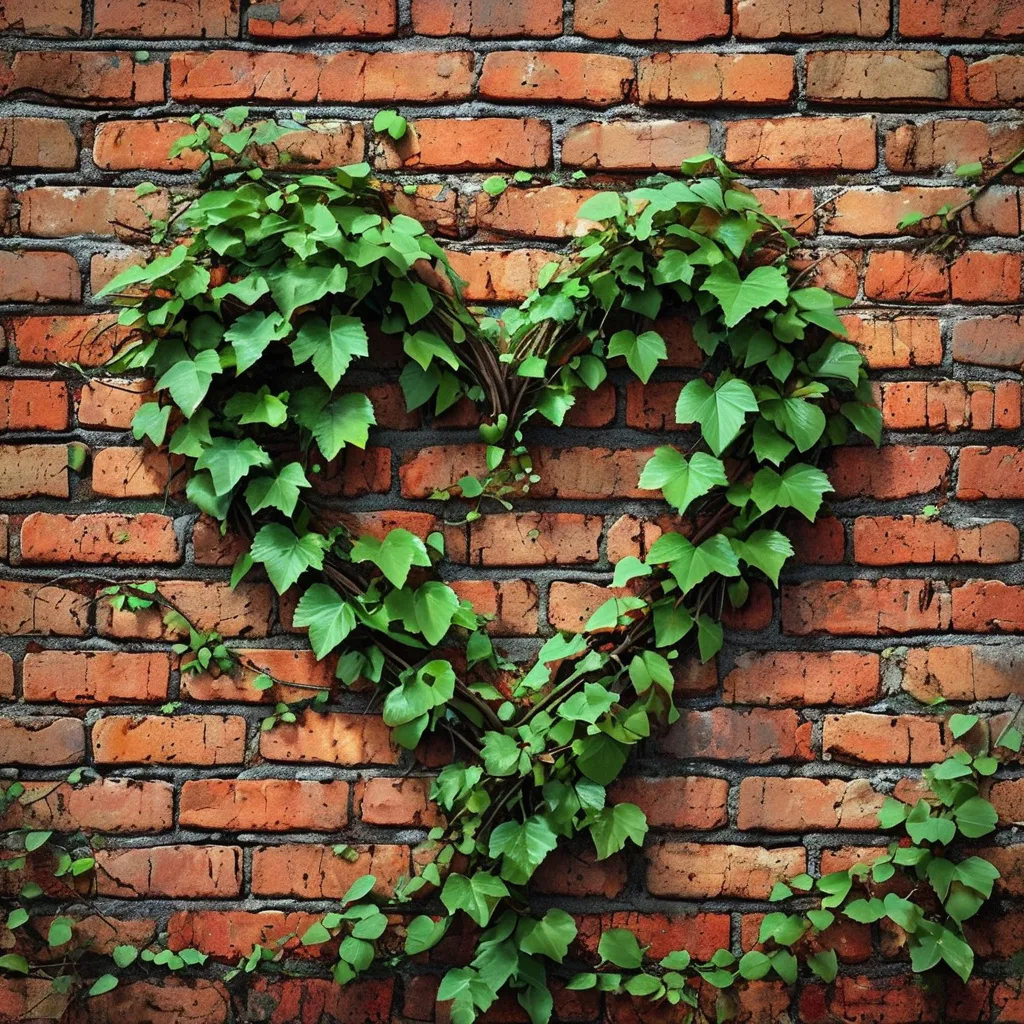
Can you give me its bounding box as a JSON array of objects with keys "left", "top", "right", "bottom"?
[
  {"left": 863, "top": 250, "right": 949, "bottom": 302},
  {"left": 900, "top": 0, "right": 1024, "bottom": 38},
  {"left": 251, "top": 843, "right": 408, "bottom": 897},
  {"left": 19, "top": 512, "right": 181, "bottom": 565},
  {"left": 952, "top": 580, "right": 1024, "bottom": 632},
  {"left": 887, "top": 119, "right": 1024, "bottom": 173},
  {"left": 94, "top": 0, "right": 240, "bottom": 37},
  {"left": 22, "top": 651, "right": 171, "bottom": 704},
  {"left": 951, "top": 252, "right": 1023, "bottom": 302},
  {"left": 412, "top": 0, "right": 561, "bottom": 35},
  {"left": 0, "top": 778, "right": 172, "bottom": 833},
  {"left": 92, "top": 714, "right": 246, "bottom": 766},
  {"left": 248, "top": 0, "right": 395, "bottom": 37},
  {"left": 734, "top": 0, "right": 889, "bottom": 37},
  {"left": 0, "top": 380, "right": 69, "bottom": 431},
  {"left": 0, "top": 118, "right": 77, "bottom": 169},
  {"left": 901, "top": 644, "right": 1024, "bottom": 701},
  {"left": 259, "top": 711, "right": 399, "bottom": 765},
  {"left": 953, "top": 315, "right": 1024, "bottom": 368},
  {"left": 724, "top": 651, "right": 880, "bottom": 706},
  {"left": 0, "top": 0, "right": 82, "bottom": 34},
  {"left": 77, "top": 378, "right": 155, "bottom": 429},
  {"left": 638, "top": 53, "right": 794, "bottom": 105},
  {"left": 357, "top": 777, "right": 441, "bottom": 827},
  {"left": 480, "top": 51, "right": 634, "bottom": 107},
  {"left": 0, "top": 51, "right": 163, "bottom": 106},
  {"left": 806, "top": 50, "right": 948, "bottom": 102},
  {"left": 958, "top": 446, "right": 1024, "bottom": 499},
  {"left": 0, "top": 581, "right": 90, "bottom": 636},
  {"left": 647, "top": 843, "right": 805, "bottom": 899},
  {"left": 725, "top": 116, "right": 877, "bottom": 171},
  {"left": 170, "top": 50, "right": 321, "bottom": 101},
  {"left": 960, "top": 54, "right": 1024, "bottom": 105},
  {"left": 853, "top": 515, "right": 1019, "bottom": 565},
  {"left": 822, "top": 713, "right": 947, "bottom": 764},
  {"left": 180, "top": 779, "right": 349, "bottom": 831},
  {"left": 0, "top": 445, "right": 69, "bottom": 498},
  {"left": 829, "top": 445, "right": 950, "bottom": 499},
  {"left": 562, "top": 119, "right": 712, "bottom": 170},
  {"left": 0, "top": 717, "right": 85, "bottom": 766},
  {"left": 19, "top": 186, "right": 169, "bottom": 239},
  {"left": 466, "top": 514, "right": 602, "bottom": 568},
  {"left": 608, "top": 776, "right": 728, "bottom": 829},
  {"left": 575, "top": 0, "right": 730, "bottom": 40},
  {"left": 0, "top": 251, "right": 80, "bottom": 303},
  {"left": 95, "top": 846, "right": 241, "bottom": 898},
  {"left": 659, "top": 708, "right": 812, "bottom": 763},
  {"left": 9, "top": 314, "right": 132, "bottom": 366},
  {"left": 738, "top": 777, "right": 884, "bottom": 830},
  {"left": 320, "top": 50, "right": 474, "bottom": 101},
  {"left": 374, "top": 118, "right": 551, "bottom": 171}
]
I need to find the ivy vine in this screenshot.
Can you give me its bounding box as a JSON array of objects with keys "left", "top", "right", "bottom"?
[{"left": 1, "top": 111, "right": 1012, "bottom": 1023}]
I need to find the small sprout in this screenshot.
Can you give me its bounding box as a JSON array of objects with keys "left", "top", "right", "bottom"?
[
  {"left": 482, "top": 175, "right": 508, "bottom": 197},
  {"left": 160, "top": 701, "right": 182, "bottom": 714},
  {"left": 513, "top": 170, "right": 533, "bottom": 184},
  {"left": 955, "top": 161, "right": 984, "bottom": 179},
  {"left": 373, "top": 109, "right": 407, "bottom": 141},
  {"left": 921, "top": 504, "right": 940, "bottom": 519},
  {"left": 134, "top": 50, "right": 149, "bottom": 61},
  {"left": 135, "top": 181, "right": 158, "bottom": 197}
]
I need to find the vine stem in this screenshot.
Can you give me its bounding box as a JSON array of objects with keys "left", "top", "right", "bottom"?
[{"left": 929, "top": 141, "right": 1024, "bottom": 228}]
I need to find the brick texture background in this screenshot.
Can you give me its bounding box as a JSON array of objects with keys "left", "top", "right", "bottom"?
[{"left": 2, "top": 1, "right": 1024, "bottom": 1021}]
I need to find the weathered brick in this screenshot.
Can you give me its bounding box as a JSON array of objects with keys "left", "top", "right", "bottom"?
[
  {"left": 19, "top": 512, "right": 181, "bottom": 564},
  {"left": 887, "top": 119, "right": 1024, "bottom": 173},
  {"left": 248, "top": 0, "right": 394, "bottom": 36},
  {"left": 901, "top": 643, "right": 1024, "bottom": 701},
  {"left": 853, "top": 515, "right": 1019, "bottom": 565},
  {"left": 480, "top": 51, "right": 634, "bottom": 107},
  {"left": 92, "top": 714, "right": 247, "bottom": 765},
  {"left": 470, "top": 185, "right": 599, "bottom": 239},
  {"left": 952, "top": 580, "right": 1024, "bottom": 632},
  {"left": 0, "top": 51, "right": 163, "bottom": 106},
  {"left": 900, "top": 0, "right": 1024, "bottom": 38},
  {"left": 251, "top": 843, "right": 408, "bottom": 897},
  {"left": 878, "top": 380, "right": 1022, "bottom": 432},
  {"left": 374, "top": 118, "right": 551, "bottom": 171},
  {"left": 738, "top": 777, "right": 884, "bottom": 830},
  {"left": 725, "top": 116, "right": 877, "bottom": 172},
  {"left": 170, "top": 50, "right": 320, "bottom": 101},
  {"left": 647, "top": 842, "right": 805, "bottom": 899},
  {"left": 0, "top": 0, "right": 82, "bottom": 34},
  {"left": 638, "top": 53, "right": 794, "bottom": 105},
  {"left": 822, "top": 713, "right": 947, "bottom": 764},
  {"left": 0, "top": 778, "right": 172, "bottom": 832},
  {"left": 166, "top": 909, "right": 323, "bottom": 960},
  {"left": 958, "top": 446, "right": 1024, "bottom": 499},
  {"left": 95, "top": 845, "right": 241, "bottom": 898},
  {"left": 607, "top": 776, "right": 729, "bottom": 830},
  {"left": 0, "top": 380, "right": 69, "bottom": 431},
  {"left": 446, "top": 249, "right": 559, "bottom": 303},
  {"left": 829, "top": 445, "right": 950, "bottom": 499},
  {"left": 357, "top": 777, "right": 441, "bottom": 827},
  {"left": 782, "top": 579, "right": 952, "bottom": 636},
  {"left": 411, "top": 0, "right": 560, "bottom": 35},
  {"left": 575, "top": 0, "right": 730, "bottom": 40},
  {"left": 807, "top": 51, "right": 948, "bottom": 102},
  {"left": 0, "top": 118, "right": 77, "bottom": 169},
  {"left": 958, "top": 54, "right": 1024, "bottom": 105},
  {"left": 0, "top": 653, "right": 12, "bottom": 700},
  {"left": 953, "top": 315, "right": 1024, "bottom": 368},
  {"left": 22, "top": 651, "right": 171, "bottom": 703},
  {"left": 576, "top": 912, "right": 731, "bottom": 963},
  {"left": 19, "top": 186, "right": 169, "bottom": 239},
  {"left": 0, "top": 445, "right": 69, "bottom": 498},
  {"left": 9, "top": 314, "right": 132, "bottom": 366},
  {"left": 82, "top": 979, "right": 231, "bottom": 1024},
  {"left": 468, "top": 513, "right": 602, "bottom": 567},
  {"left": 77, "top": 378, "right": 155, "bottom": 429},
  {"left": 0, "top": 717, "right": 85, "bottom": 766},
  {"left": 90, "top": 447, "right": 175, "bottom": 498},
  {"left": 260, "top": 711, "right": 399, "bottom": 765},
  {"left": 864, "top": 250, "right": 949, "bottom": 303},
  {"left": 182, "top": 648, "right": 335, "bottom": 703},
  {"left": 659, "top": 708, "right": 812, "bottom": 763},
  {"left": 94, "top": 0, "right": 240, "bottom": 36},
  {"left": 562, "top": 120, "right": 712, "bottom": 170},
  {"left": 724, "top": 651, "right": 880, "bottom": 706},
  {"left": 448, "top": 579, "right": 539, "bottom": 635},
  {"left": 180, "top": 779, "right": 349, "bottom": 831},
  {"left": 839, "top": 315, "right": 943, "bottom": 368},
  {"left": 0, "top": 251, "right": 80, "bottom": 303},
  {"left": 735, "top": 0, "right": 889, "bottom": 37},
  {"left": 0, "top": 580, "right": 90, "bottom": 636}
]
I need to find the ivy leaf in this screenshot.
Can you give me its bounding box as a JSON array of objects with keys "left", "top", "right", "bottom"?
[
  {"left": 392, "top": 279, "right": 433, "bottom": 325},
  {"left": 292, "top": 314, "right": 368, "bottom": 390},
  {"left": 751, "top": 464, "right": 833, "bottom": 521},
  {"left": 575, "top": 733, "right": 628, "bottom": 785},
  {"left": 808, "top": 340, "right": 862, "bottom": 386},
  {"left": 481, "top": 732, "right": 520, "bottom": 777},
  {"left": 663, "top": 534, "right": 741, "bottom": 594},
  {"left": 311, "top": 393, "right": 376, "bottom": 460},
  {"left": 156, "top": 348, "right": 222, "bottom": 417},
  {"left": 245, "top": 462, "right": 310, "bottom": 517},
  {"left": 701, "top": 262, "right": 789, "bottom": 327},
  {"left": 293, "top": 583, "right": 357, "bottom": 658},
  {"left": 806, "top": 950, "right": 838, "bottom": 983},
  {"left": 250, "top": 523, "right": 329, "bottom": 593},
  {"left": 638, "top": 448, "right": 728, "bottom": 515},
  {"left": 911, "top": 923, "right": 973, "bottom": 982},
  {"left": 675, "top": 377, "right": 758, "bottom": 456},
  {"left": 350, "top": 528, "right": 431, "bottom": 589},
  {"left": 518, "top": 909, "right": 577, "bottom": 963},
  {"left": 953, "top": 796, "right": 998, "bottom": 839},
  {"left": 731, "top": 530, "right": 793, "bottom": 586},
  {"left": 598, "top": 929, "right": 645, "bottom": 969},
  {"left": 131, "top": 403, "right": 170, "bottom": 445},
  {"left": 405, "top": 916, "right": 448, "bottom": 955},
  {"left": 559, "top": 682, "right": 618, "bottom": 724},
  {"left": 607, "top": 330, "right": 666, "bottom": 384},
  {"left": 440, "top": 872, "right": 509, "bottom": 928},
  {"left": 696, "top": 614, "right": 723, "bottom": 662},
  {"left": 413, "top": 581, "right": 460, "bottom": 645},
  {"left": 225, "top": 310, "right": 290, "bottom": 373},
  {"left": 88, "top": 975, "right": 119, "bottom": 997},
  {"left": 588, "top": 803, "right": 648, "bottom": 860},
  {"left": 48, "top": 917, "right": 74, "bottom": 947},
  {"left": 268, "top": 262, "right": 348, "bottom": 321},
  {"left": 488, "top": 816, "right": 559, "bottom": 885},
  {"left": 194, "top": 437, "right": 271, "bottom": 495},
  {"left": 223, "top": 386, "right": 290, "bottom": 427}
]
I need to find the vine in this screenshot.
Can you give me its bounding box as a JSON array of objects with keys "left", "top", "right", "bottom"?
[{"left": 0, "top": 111, "right": 1011, "bottom": 1022}]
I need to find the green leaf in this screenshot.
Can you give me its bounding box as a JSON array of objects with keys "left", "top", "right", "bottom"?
[
  {"left": 639, "top": 448, "right": 727, "bottom": 515},
  {"left": 662, "top": 534, "right": 740, "bottom": 594},
  {"left": 518, "top": 909, "right": 577, "bottom": 963},
  {"left": 575, "top": 733, "right": 628, "bottom": 785},
  {"left": 245, "top": 462, "right": 310, "bottom": 517},
  {"left": 806, "top": 949, "right": 838, "bottom": 983},
  {"left": 949, "top": 713, "right": 979, "bottom": 739},
  {"left": 701, "top": 262, "right": 789, "bottom": 327},
  {"left": 373, "top": 108, "right": 407, "bottom": 140},
  {"left": 48, "top": 916, "right": 74, "bottom": 947},
  {"left": 292, "top": 314, "right": 368, "bottom": 390},
  {"left": 225, "top": 310, "right": 289, "bottom": 374},
  {"left": 311, "top": 392, "right": 376, "bottom": 460},
  {"left": 488, "top": 816, "right": 559, "bottom": 885},
  {"left": 0, "top": 955, "right": 28, "bottom": 975},
  {"left": 406, "top": 915, "right": 448, "bottom": 954},
  {"left": 808, "top": 340, "right": 862, "bottom": 386},
  {"left": 413, "top": 581, "right": 460, "bottom": 645},
  {"left": 250, "top": 523, "right": 329, "bottom": 594},
  {"left": 482, "top": 175, "right": 507, "bottom": 197},
  {"left": 696, "top": 614, "right": 723, "bottom": 662},
  {"left": 89, "top": 975, "right": 119, "bottom": 997},
  {"left": 955, "top": 161, "right": 984, "bottom": 179},
  {"left": 607, "top": 330, "right": 666, "bottom": 384},
  {"left": 5, "top": 909, "right": 28, "bottom": 930},
  {"left": 675, "top": 377, "right": 759, "bottom": 456},
  {"left": 751, "top": 463, "right": 833, "bottom": 521},
  {"left": 598, "top": 929, "right": 645, "bottom": 969},
  {"left": 293, "top": 583, "right": 357, "bottom": 658},
  {"left": 195, "top": 437, "right": 271, "bottom": 495},
  {"left": 481, "top": 732, "right": 520, "bottom": 777},
  {"left": 738, "top": 950, "right": 772, "bottom": 981},
  {"left": 156, "top": 348, "right": 222, "bottom": 417},
  {"left": 588, "top": 803, "right": 648, "bottom": 860},
  {"left": 24, "top": 831, "right": 52, "bottom": 852},
  {"left": 223, "top": 386, "right": 289, "bottom": 427},
  {"left": 953, "top": 796, "right": 998, "bottom": 838},
  {"left": 576, "top": 191, "right": 624, "bottom": 222},
  {"left": 611, "top": 556, "right": 652, "bottom": 588},
  {"left": 350, "top": 528, "right": 432, "bottom": 589},
  {"left": 440, "top": 872, "right": 509, "bottom": 928},
  {"left": 731, "top": 529, "right": 793, "bottom": 586},
  {"left": 131, "top": 403, "right": 171, "bottom": 445}
]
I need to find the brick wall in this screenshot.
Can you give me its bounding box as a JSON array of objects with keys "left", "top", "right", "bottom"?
[{"left": 2, "top": 1, "right": 1024, "bottom": 1021}]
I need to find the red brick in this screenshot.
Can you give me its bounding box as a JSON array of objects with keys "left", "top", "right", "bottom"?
[
  {"left": 448, "top": 579, "right": 539, "bottom": 635},
  {"left": 321, "top": 50, "right": 474, "bottom": 101},
  {"left": 23, "top": 651, "right": 170, "bottom": 703},
  {"left": 251, "top": 843, "right": 408, "bottom": 897},
  {"left": 0, "top": 580, "right": 90, "bottom": 636},
  {"left": 659, "top": 708, "right": 812, "bottom": 763},
  {"left": 953, "top": 580, "right": 1024, "bottom": 632},
  {"left": 724, "top": 651, "right": 880, "bottom": 706},
  {"left": 374, "top": 118, "right": 550, "bottom": 171},
  {"left": 864, "top": 250, "right": 949, "bottom": 303},
  {"left": 953, "top": 251, "right": 1023, "bottom": 302},
  {"left": 0, "top": 251, "right": 79, "bottom": 303},
  {"left": 878, "top": 380, "right": 1021, "bottom": 431},
  {"left": 533, "top": 849, "right": 627, "bottom": 899},
  {"left": 646, "top": 842, "right": 805, "bottom": 899},
  {"left": 0, "top": 118, "right": 77, "bottom": 169},
  {"left": 170, "top": 50, "right": 320, "bottom": 101},
  {"left": 260, "top": 711, "right": 399, "bottom": 765},
  {"left": 248, "top": 0, "right": 395, "bottom": 36},
  {"left": 853, "top": 515, "right": 1019, "bottom": 565},
  {"left": 19, "top": 512, "right": 181, "bottom": 564},
  {"left": 94, "top": 0, "right": 240, "bottom": 36},
  {"left": 782, "top": 579, "right": 952, "bottom": 636},
  {"left": 82, "top": 979, "right": 231, "bottom": 1024},
  {"left": 607, "top": 776, "right": 729, "bottom": 830},
  {"left": 789, "top": 249, "right": 863, "bottom": 297},
  {"left": 953, "top": 315, "right": 1024, "bottom": 368},
  {"left": 19, "top": 186, "right": 169, "bottom": 239},
  {"left": 887, "top": 119, "right": 1024, "bottom": 173},
  {"left": 822, "top": 713, "right": 947, "bottom": 764},
  {"left": 166, "top": 909, "right": 323, "bottom": 961},
  {"left": 0, "top": 51, "right": 163, "bottom": 106},
  {"left": 182, "top": 648, "right": 335, "bottom": 703},
  {"left": 0, "top": 717, "right": 85, "bottom": 766},
  {"left": 77, "top": 378, "right": 155, "bottom": 429},
  {"left": 753, "top": 187, "right": 817, "bottom": 235},
  {"left": 638, "top": 53, "right": 794, "bottom": 105},
  {"left": 958, "top": 446, "right": 1024, "bottom": 499},
  {"left": 735, "top": 0, "right": 889, "bottom": 37},
  {"left": 0, "top": 380, "right": 69, "bottom": 430},
  {"left": 824, "top": 186, "right": 1020, "bottom": 236},
  {"left": 243, "top": 978, "right": 394, "bottom": 1024},
  {"left": 840, "top": 315, "right": 943, "bottom": 369},
  {"left": 412, "top": 0, "right": 561, "bottom": 35},
  {"left": 0, "top": 445, "right": 69, "bottom": 498},
  {"left": 959, "top": 54, "right": 1024, "bottom": 105},
  {"left": 446, "top": 249, "right": 559, "bottom": 303},
  {"left": 562, "top": 119, "right": 712, "bottom": 170},
  {"left": 790, "top": 515, "right": 846, "bottom": 564},
  {"left": 97, "top": 580, "right": 273, "bottom": 639},
  {"left": 0, "top": 778, "right": 172, "bottom": 832},
  {"left": 576, "top": 911, "right": 730, "bottom": 962},
  {"left": 807, "top": 50, "right": 948, "bottom": 102},
  {"left": 0, "top": 0, "right": 82, "bottom": 34},
  {"left": 480, "top": 51, "right": 634, "bottom": 107},
  {"left": 96, "top": 845, "right": 241, "bottom": 898},
  {"left": 829, "top": 445, "right": 950, "bottom": 498},
  {"left": 0, "top": 653, "right": 12, "bottom": 700},
  {"left": 180, "top": 779, "right": 349, "bottom": 831},
  {"left": 470, "top": 185, "right": 599, "bottom": 239},
  {"left": 89, "top": 447, "right": 175, "bottom": 498},
  {"left": 357, "top": 777, "right": 441, "bottom": 827},
  {"left": 725, "top": 116, "right": 877, "bottom": 172},
  {"left": 93, "top": 714, "right": 246, "bottom": 765},
  {"left": 901, "top": 643, "right": 1024, "bottom": 701},
  {"left": 9, "top": 314, "right": 132, "bottom": 366},
  {"left": 738, "top": 777, "right": 884, "bottom": 830},
  {"left": 575, "top": 0, "right": 729, "bottom": 40},
  {"left": 900, "top": 0, "right": 1024, "bottom": 38}
]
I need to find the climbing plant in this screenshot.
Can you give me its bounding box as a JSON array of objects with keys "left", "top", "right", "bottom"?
[{"left": 1, "top": 111, "right": 1011, "bottom": 1022}]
